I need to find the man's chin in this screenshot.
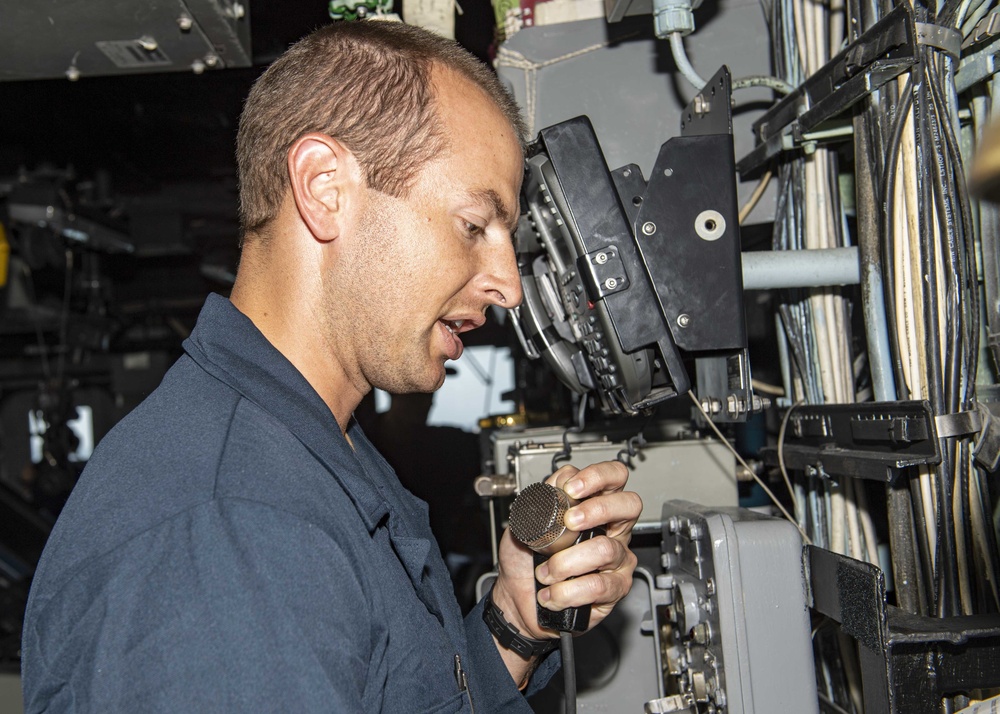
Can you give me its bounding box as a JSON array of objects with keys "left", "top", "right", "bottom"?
[
  {"left": 427, "top": 367, "right": 447, "bottom": 392},
  {"left": 397, "top": 363, "right": 447, "bottom": 393}
]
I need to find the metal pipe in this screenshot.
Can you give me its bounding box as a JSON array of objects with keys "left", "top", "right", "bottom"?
[
  {"left": 853, "top": 103, "right": 920, "bottom": 615},
  {"left": 741, "top": 247, "right": 860, "bottom": 290}
]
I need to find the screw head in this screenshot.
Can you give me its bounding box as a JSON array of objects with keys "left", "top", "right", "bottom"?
[
  {"left": 664, "top": 168, "right": 674, "bottom": 177},
  {"left": 641, "top": 221, "right": 656, "bottom": 235},
  {"left": 177, "top": 14, "right": 193, "bottom": 30},
  {"left": 677, "top": 313, "right": 691, "bottom": 328},
  {"left": 604, "top": 278, "right": 618, "bottom": 290},
  {"left": 595, "top": 252, "right": 608, "bottom": 264},
  {"left": 692, "top": 622, "right": 711, "bottom": 644}
]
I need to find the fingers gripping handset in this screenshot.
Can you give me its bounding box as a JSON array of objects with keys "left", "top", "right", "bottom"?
[{"left": 508, "top": 481, "right": 605, "bottom": 633}]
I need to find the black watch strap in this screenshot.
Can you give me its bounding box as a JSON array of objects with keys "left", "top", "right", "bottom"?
[{"left": 482, "top": 588, "right": 558, "bottom": 659}]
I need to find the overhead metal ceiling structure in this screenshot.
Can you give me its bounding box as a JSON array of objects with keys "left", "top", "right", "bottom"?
[{"left": 1, "top": 0, "right": 252, "bottom": 82}]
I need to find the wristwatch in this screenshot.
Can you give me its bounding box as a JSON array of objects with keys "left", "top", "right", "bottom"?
[{"left": 482, "top": 588, "right": 559, "bottom": 659}]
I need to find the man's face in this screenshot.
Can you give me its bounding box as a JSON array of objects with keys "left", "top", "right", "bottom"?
[{"left": 326, "top": 66, "right": 524, "bottom": 396}]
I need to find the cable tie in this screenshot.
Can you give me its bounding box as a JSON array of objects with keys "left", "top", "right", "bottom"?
[
  {"left": 914, "top": 22, "right": 962, "bottom": 59},
  {"left": 934, "top": 408, "right": 983, "bottom": 439},
  {"left": 963, "top": 10, "right": 1000, "bottom": 50},
  {"left": 973, "top": 402, "right": 1000, "bottom": 471}
]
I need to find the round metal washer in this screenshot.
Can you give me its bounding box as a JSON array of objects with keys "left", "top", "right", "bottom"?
[{"left": 694, "top": 210, "right": 726, "bottom": 241}]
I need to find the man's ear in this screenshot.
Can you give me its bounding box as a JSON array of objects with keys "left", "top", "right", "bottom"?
[{"left": 287, "top": 132, "right": 361, "bottom": 243}]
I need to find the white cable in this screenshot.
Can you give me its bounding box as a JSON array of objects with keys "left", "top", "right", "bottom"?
[
  {"left": 954, "top": 450, "right": 972, "bottom": 614},
  {"left": 689, "top": 392, "right": 812, "bottom": 545},
  {"left": 738, "top": 169, "right": 773, "bottom": 225},
  {"left": 844, "top": 479, "right": 863, "bottom": 560},
  {"left": 668, "top": 32, "right": 707, "bottom": 90},
  {"left": 830, "top": 480, "right": 845, "bottom": 554}
]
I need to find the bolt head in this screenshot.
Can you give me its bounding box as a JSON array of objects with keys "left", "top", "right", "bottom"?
[
  {"left": 641, "top": 221, "right": 656, "bottom": 235},
  {"left": 604, "top": 278, "right": 618, "bottom": 290},
  {"left": 596, "top": 252, "right": 608, "bottom": 264},
  {"left": 177, "top": 15, "right": 193, "bottom": 30}
]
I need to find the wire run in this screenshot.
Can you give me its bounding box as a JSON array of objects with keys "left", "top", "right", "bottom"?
[
  {"left": 668, "top": 32, "right": 707, "bottom": 90},
  {"left": 688, "top": 391, "right": 813, "bottom": 545}
]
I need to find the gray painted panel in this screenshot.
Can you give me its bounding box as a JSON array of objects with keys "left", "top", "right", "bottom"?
[{"left": 498, "top": 6, "right": 777, "bottom": 223}]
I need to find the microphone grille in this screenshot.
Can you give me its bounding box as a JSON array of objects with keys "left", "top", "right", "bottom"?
[{"left": 509, "top": 482, "right": 570, "bottom": 550}]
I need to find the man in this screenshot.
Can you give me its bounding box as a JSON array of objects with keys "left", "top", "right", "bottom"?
[{"left": 22, "top": 21, "right": 642, "bottom": 712}]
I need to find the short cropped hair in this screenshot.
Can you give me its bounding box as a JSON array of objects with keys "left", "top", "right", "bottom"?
[{"left": 236, "top": 21, "right": 526, "bottom": 239}]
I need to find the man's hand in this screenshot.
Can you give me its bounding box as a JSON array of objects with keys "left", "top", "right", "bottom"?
[{"left": 489, "top": 460, "right": 642, "bottom": 675}]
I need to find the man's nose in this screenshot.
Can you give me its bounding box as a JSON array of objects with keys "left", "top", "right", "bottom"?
[{"left": 478, "top": 241, "right": 523, "bottom": 309}]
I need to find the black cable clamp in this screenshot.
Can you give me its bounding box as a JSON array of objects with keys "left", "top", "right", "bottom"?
[
  {"left": 914, "top": 22, "right": 962, "bottom": 59},
  {"left": 933, "top": 402, "right": 1000, "bottom": 472},
  {"left": 934, "top": 408, "right": 982, "bottom": 439},
  {"left": 973, "top": 403, "right": 1000, "bottom": 472}
]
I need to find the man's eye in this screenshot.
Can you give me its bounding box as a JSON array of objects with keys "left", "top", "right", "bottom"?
[{"left": 465, "top": 222, "right": 485, "bottom": 238}]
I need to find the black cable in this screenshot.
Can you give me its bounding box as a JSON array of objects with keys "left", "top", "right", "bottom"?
[
  {"left": 560, "top": 632, "right": 577, "bottom": 714},
  {"left": 975, "top": 464, "right": 1000, "bottom": 612},
  {"left": 926, "top": 58, "right": 980, "bottom": 405},
  {"left": 56, "top": 249, "right": 74, "bottom": 384},
  {"left": 19, "top": 263, "right": 53, "bottom": 380},
  {"left": 957, "top": 440, "right": 973, "bottom": 613},
  {"left": 924, "top": 69, "right": 962, "bottom": 415},
  {"left": 908, "top": 465, "right": 936, "bottom": 610},
  {"left": 936, "top": 0, "right": 963, "bottom": 27},
  {"left": 551, "top": 398, "right": 587, "bottom": 472},
  {"left": 616, "top": 431, "right": 647, "bottom": 469},
  {"left": 924, "top": 54, "right": 982, "bottom": 616},
  {"left": 879, "top": 78, "right": 914, "bottom": 398},
  {"left": 916, "top": 59, "right": 945, "bottom": 415}
]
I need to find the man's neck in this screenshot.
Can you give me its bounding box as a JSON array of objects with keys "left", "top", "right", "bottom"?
[{"left": 231, "top": 259, "right": 362, "bottom": 436}]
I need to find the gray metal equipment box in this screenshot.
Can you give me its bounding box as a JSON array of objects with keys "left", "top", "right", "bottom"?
[
  {"left": 649, "top": 501, "right": 819, "bottom": 713},
  {"left": 493, "top": 426, "right": 738, "bottom": 534}
]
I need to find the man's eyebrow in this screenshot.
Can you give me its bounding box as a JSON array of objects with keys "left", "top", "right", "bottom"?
[{"left": 468, "top": 188, "right": 519, "bottom": 233}]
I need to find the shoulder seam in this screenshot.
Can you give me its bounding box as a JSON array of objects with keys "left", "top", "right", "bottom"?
[{"left": 212, "top": 396, "right": 243, "bottom": 499}]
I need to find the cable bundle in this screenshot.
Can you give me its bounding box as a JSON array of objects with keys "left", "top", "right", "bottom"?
[
  {"left": 863, "top": 0, "right": 1000, "bottom": 619},
  {"left": 766, "top": 0, "right": 1000, "bottom": 706},
  {"left": 771, "top": 0, "right": 879, "bottom": 568}
]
